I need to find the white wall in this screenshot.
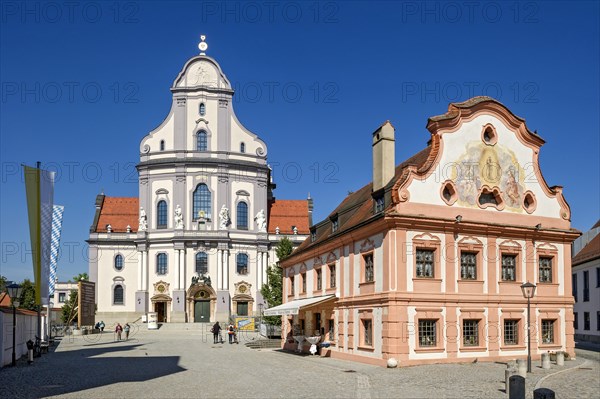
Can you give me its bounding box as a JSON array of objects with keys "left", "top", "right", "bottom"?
[{"left": 0, "top": 310, "right": 42, "bottom": 367}]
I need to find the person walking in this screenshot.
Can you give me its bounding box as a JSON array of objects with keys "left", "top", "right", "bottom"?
[
  {"left": 115, "top": 323, "right": 123, "bottom": 341},
  {"left": 227, "top": 323, "right": 235, "bottom": 344},
  {"left": 211, "top": 321, "right": 221, "bottom": 344},
  {"left": 124, "top": 323, "right": 131, "bottom": 340}
]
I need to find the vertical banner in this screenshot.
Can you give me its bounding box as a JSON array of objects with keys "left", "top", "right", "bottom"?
[
  {"left": 49, "top": 205, "right": 65, "bottom": 297},
  {"left": 24, "top": 165, "right": 55, "bottom": 305}
]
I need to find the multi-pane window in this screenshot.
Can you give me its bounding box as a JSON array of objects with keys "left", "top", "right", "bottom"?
[
  {"left": 114, "top": 285, "right": 124, "bottom": 305},
  {"left": 374, "top": 195, "right": 384, "bottom": 213},
  {"left": 193, "top": 183, "right": 211, "bottom": 220},
  {"left": 573, "top": 273, "right": 578, "bottom": 303},
  {"left": 329, "top": 264, "right": 336, "bottom": 288},
  {"left": 541, "top": 320, "right": 554, "bottom": 344},
  {"left": 574, "top": 312, "right": 578, "bottom": 330},
  {"left": 316, "top": 268, "right": 322, "bottom": 290},
  {"left": 199, "top": 102, "right": 206, "bottom": 116},
  {"left": 237, "top": 301, "right": 248, "bottom": 316},
  {"left": 237, "top": 253, "right": 248, "bottom": 275},
  {"left": 463, "top": 319, "right": 479, "bottom": 346},
  {"left": 240, "top": 142, "right": 245, "bottom": 153},
  {"left": 290, "top": 276, "right": 295, "bottom": 295},
  {"left": 331, "top": 217, "right": 339, "bottom": 233},
  {"left": 364, "top": 254, "right": 374, "bottom": 282},
  {"left": 237, "top": 201, "right": 248, "bottom": 230},
  {"left": 328, "top": 319, "right": 335, "bottom": 341},
  {"left": 196, "top": 252, "right": 208, "bottom": 275},
  {"left": 539, "top": 257, "right": 553, "bottom": 283},
  {"left": 157, "top": 200, "right": 167, "bottom": 229},
  {"left": 418, "top": 319, "right": 437, "bottom": 347},
  {"left": 160, "top": 140, "right": 165, "bottom": 151},
  {"left": 310, "top": 229, "right": 317, "bottom": 242},
  {"left": 363, "top": 320, "right": 373, "bottom": 346},
  {"left": 114, "top": 254, "right": 124, "bottom": 271},
  {"left": 501, "top": 254, "right": 516, "bottom": 281},
  {"left": 157, "top": 253, "right": 168, "bottom": 275},
  {"left": 584, "top": 312, "right": 590, "bottom": 331},
  {"left": 583, "top": 270, "right": 590, "bottom": 302},
  {"left": 416, "top": 249, "right": 434, "bottom": 278},
  {"left": 301, "top": 273, "right": 306, "bottom": 293},
  {"left": 504, "top": 320, "right": 518, "bottom": 345},
  {"left": 197, "top": 130, "right": 207, "bottom": 151},
  {"left": 461, "top": 252, "right": 477, "bottom": 280},
  {"left": 58, "top": 293, "right": 66, "bottom": 303}
]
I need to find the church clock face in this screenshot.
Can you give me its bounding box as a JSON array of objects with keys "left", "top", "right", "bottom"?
[{"left": 239, "top": 285, "right": 247, "bottom": 294}]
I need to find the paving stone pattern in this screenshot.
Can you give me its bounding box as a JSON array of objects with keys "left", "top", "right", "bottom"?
[{"left": 1, "top": 326, "right": 598, "bottom": 399}]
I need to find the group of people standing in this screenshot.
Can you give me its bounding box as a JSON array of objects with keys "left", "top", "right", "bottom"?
[
  {"left": 114, "top": 323, "right": 130, "bottom": 341},
  {"left": 211, "top": 322, "right": 238, "bottom": 344}
]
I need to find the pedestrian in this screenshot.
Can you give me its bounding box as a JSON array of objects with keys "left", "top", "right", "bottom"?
[
  {"left": 211, "top": 321, "right": 221, "bottom": 344},
  {"left": 227, "top": 323, "right": 235, "bottom": 344},
  {"left": 115, "top": 323, "right": 123, "bottom": 341},
  {"left": 99, "top": 321, "right": 105, "bottom": 332},
  {"left": 124, "top": 323, "right": 130, "bottom": 340}
]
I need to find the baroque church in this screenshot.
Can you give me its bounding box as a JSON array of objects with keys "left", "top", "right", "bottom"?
[{"left": 88, "top": 37, "right": 311, "bottom": 324}]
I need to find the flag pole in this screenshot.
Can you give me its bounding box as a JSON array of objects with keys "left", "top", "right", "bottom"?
[{"left": 36, "top": 161, "right": 42, "bottom": 340}]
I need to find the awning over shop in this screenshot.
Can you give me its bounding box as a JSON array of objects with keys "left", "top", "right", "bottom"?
[{"left": 263, "top": 294, "right": 336, "bottom": 316}]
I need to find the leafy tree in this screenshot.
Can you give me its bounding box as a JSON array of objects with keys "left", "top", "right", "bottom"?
[
  {"left": 260, "top": 237, "right": 293, "bottom": 325},
  {"left": 71, "top": 273, "right": 89, "bottom": 282},
  {"left": 61, "top": 290, "right": 78, "bottom": 325},
  {"left": 0, "top": 275, "right": 6, "bottom": 293},
  {"left": 18, "top": 279, "right": 37, "bottom": 311}
]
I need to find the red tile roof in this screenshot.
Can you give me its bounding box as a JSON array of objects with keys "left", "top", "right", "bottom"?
[
  {"left": 572, "top": 233, "right": 600, "bottom": 266},
  {"left": 96, "top": 197, "right": 139, "bottom": 233},
  {"left": 268, "top": 200, "right": 310, "bottom": 234},
  {"left": 0, "top": 292, "right": 11, "bottom": 307}
]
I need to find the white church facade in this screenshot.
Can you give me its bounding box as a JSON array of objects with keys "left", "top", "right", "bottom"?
[{"left": 88, "top": 38, "right": 311, "bottom": 324}]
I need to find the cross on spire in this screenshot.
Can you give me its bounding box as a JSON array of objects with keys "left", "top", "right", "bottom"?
[{"left": 198, "top": 35, "right": 208, "bottom": 55}]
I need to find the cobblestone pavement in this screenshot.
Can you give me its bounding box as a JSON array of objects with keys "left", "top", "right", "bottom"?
[{"left": 1, "top": 326, "right": 598, "bottom": 399}]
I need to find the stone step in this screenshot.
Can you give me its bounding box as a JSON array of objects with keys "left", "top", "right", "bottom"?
[
  {"left": 245, "top": 339, "right": 281, "bottom": 349},
  {"left": 153, "top": 322, "right": 213, "bottom": 331}
]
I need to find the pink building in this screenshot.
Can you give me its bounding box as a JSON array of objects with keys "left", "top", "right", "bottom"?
[{"left": 269, "top": 97, "right": 579, "bottom": 367}]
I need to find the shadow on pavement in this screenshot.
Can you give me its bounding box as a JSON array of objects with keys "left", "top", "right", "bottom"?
[{"left": 1, "top": 342, "right": 185, "bottom": 399}]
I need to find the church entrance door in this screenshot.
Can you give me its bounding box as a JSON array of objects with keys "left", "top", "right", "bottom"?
[
  {"left": 194, "top": 300, "right": 210, "bottom": 322},
  {"left": 155, "top": 302, "right": 166, "bottom": 322}
]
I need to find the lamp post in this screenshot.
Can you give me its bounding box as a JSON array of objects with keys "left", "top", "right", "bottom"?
[
  {"left": 48, "top": 301, "right": 54, "bottom": 340},
  {"left": 521, "top": 281, "right": 536, "bottom": 373},
  {"left": 6, "top": 283, "right": 23, "bottom": 367}
]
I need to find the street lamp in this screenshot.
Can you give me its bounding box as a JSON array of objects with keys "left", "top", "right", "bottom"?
[
  {"left": 520, "top": 281, "right": 536, "bottom": 373},
  {"left": 48, "top": 301, "right": 54, "bottom": 340},
  {"left": 6, "top": 283, "right": 23, "bottom": 367}
]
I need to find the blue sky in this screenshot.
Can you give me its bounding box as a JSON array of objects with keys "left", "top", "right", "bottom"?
[{"left": 1, "top": 1, "right": 599, "bottom": 283}]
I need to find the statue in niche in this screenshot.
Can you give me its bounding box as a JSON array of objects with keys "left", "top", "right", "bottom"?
[
  {"left": 174, "top": 205, "right": 184, "bottom": 229},
  {"left": 139, "top": 207, "right": 147, "bottom": 231},
  {"left": 255, "top": 209, "right": 267, "bottom": 232},
  {"left": 219, "top": 205, "right": 230, "bottom": 229}
]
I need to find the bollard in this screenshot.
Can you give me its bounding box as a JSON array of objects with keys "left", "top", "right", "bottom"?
[
  {"left": 26, "top": 339, "right": 34, "bottom": 364},
  {"left": 516, "top": 359, "right": 527, "bottom": 377},
  {"left": 533, "top": 387, "right": 556, "bottom": 399},
  {"left": 505, "top": 367, "right": 518, "bottom": 395},
  {"left": 556, "top": 351, "right": 564, "bottom": 366},
  {"left": 508, "top": 375, "right": 525, "bottom": 399},
  {"left": 541, "top": 353, "right": 551, "bottom": 369}
]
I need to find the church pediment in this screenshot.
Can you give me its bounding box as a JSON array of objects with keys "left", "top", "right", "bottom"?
[{"left": 173, "top": 56, "right": 232, "bottom": 91}]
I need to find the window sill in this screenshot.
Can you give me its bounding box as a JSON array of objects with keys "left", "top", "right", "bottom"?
[
  {"left": 326, "top": 287, "right": 336, "bottom": 292},
  {"left": 460, "top": 346, "right": 487, "bottom": 352},
  {"left": 499, "top": 280, "right": 522, "bottom": 284},
  {"left": 413, "top": 278, "right": 442, "bottom": 282},
  {"left": 539, "top": 344, "right": 561, "bottom": 349},
  {"left": 414, "top": 346, "right": 444, "bottom": 353},
  {"left": 537, "top": 282, "right": 559, "bottom": 287},
  {"left": 500, "top": 345, "right": 526, "bottom": 351},
  {"left": 359, "top": 281, "right": 375, "bottom": 287},
  {"left": 357, "top": 345, "right": 375, "bottom": 352},
  {"left": 457, "top": 280, "right": 484, "bottom": 283}
]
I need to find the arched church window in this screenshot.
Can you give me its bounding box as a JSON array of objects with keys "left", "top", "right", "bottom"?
[
  {"left": 193, "top": 183, "right": 211, "bottom": 221},
  {"left": 197, "top": 130, "right": 208, "bottom": 151},
  {"left": 160, "top": 140, "right": 165, "bottom": 151},
  {"left": 199, "top": 102, "right": 206, "bottom": 116},
  {"left": 240, "top": 142, "right": 246, "bottom": 153},
  {"left": 157, "top": 253, "right": 168, "bottom": 275},
  {"left": 237, "top": 201, "right": 248, "bottom": 230},
  {"left": 237, "top": 253, "right": 248, "bottom": 275},
  {"left": 113, "top": 285, "right": 124, "bottom": 305},
  {"left": 196, "top": 252, "right": 208, "bottom": 275},
  {"left": 114, "top": 254, "right": 124, "bottom": 271},
  {"left": 157, "top": 200, "right": 168, "bottom": 229}
]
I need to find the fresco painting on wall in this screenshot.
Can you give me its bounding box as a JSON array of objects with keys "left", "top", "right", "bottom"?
[{"left": 451, "top": 142, "right": 525, "bottom": 211}]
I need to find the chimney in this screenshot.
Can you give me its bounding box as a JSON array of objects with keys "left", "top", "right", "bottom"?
[
  {"left": 372, "top": 121, "right": 396, "bottom": 192},
  {"left": 307, "top": 193, "right": 314, "bottom": 227}
]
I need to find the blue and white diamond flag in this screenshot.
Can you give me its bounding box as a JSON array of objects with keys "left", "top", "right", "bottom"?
[{"left": 49, "top": 205, "right": 64, "bottom": 297}]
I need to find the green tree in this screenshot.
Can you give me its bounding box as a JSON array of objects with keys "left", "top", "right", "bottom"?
[
  {"left": 61, "top": 290, "right": 78, "bottom": 325},
  {"left": 0, "top": 275, "right": 6, "bottom": 293},
  {"left": 260, "top": 237, "right": 293, "bottom": 325},
  {"left": 18, "top": 279, "right": 37, "bottom": 311},
  {"left": 71, "top": 273, "right": 89, "bottom": 282}
]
